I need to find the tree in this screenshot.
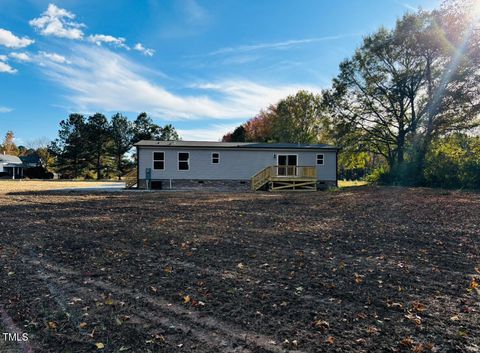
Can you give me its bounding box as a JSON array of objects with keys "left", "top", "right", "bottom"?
[
  {"left": 223, "top": 90, "right": 327, "bottom": 144},
  {"left": 159, "top": 124, "right": 180, "bottom": 141},
  {"left": 424, "top": 134, "right": 480, "bottom": 188},
  {"left": 132, "top": 112, "right": 161, "bottom": 143},
  {"left": 325, "top": 7, "right": 480, "bottom": 184},
  {"left": 110, "top": 113, "right": 134, "bottom": 179},
  {"left": 244, "top": 106, "right": 277, "bottom": 142},
  {"left": 50, "top": 114, "right": 88, "bottom": 178},
  {"left": 273, "top": 90, "right": 325, "bottom": 143},
  {"left": 85, "top": 113, "right": 110, "bottom": 179},
  {"left": 1, "top": 131, "right": 18, "bottom": 155}
]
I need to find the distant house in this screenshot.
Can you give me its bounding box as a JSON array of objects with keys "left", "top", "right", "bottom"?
[
  {"left": 132, "top": 140, "right": 339, "bottom": 191},
  {"left": 19, "top": 154, "right": 42, "bottom": 168},
  {"left": 0, "top": 154, "right": 24, "bottom": 179}
]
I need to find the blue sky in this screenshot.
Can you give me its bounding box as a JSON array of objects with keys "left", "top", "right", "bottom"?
[{"left": 0, "top": 0, "right": 439, "bottom": 144}]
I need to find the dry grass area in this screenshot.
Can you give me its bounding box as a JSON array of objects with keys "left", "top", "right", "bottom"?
[
  {"left": 338, "top": 180, "right": 369, "bottom": 188},
  {"left": 0, "top": 180, "right": 123, "bottom": 193},
  {"left": 0, "top": 186, "right": 479, "bottom": 353}
]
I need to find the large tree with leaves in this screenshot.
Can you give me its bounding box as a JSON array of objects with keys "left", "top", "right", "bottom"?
[{"left": 325, "top": 3, "right": 480, "bottom": 183}]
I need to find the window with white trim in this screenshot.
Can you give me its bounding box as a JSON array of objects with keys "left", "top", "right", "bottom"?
[
  {"left": 212, "top": 153, "right": 220, "bottom": 164},
  {"left": 153, "top": 152, "right": 165, "bottom": 170},
  {"left": 316, "top": 154, "right": 324, "bottom": 165},
  {"left": 178, "top": 152, "right": 189, "bottom": 170}
]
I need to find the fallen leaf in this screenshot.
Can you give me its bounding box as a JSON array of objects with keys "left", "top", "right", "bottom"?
[
  {"left": 400, "top": 336, "right": 414, "bottom": 347},
  {"left": 47, "top": 321, "right": 57, "bottom": 330},
  {"left": 95, "top": 342, "right": 105, "bottom": 349},
  {"left": 354, "top": 273, "right": 364, "bottom": 284},
  {"left": 79, "top": 322, "right": 88, "bottom": 329},
  {"left": 237, "top": 263, "right": 245, "bottom": 269},
  {"left": 326, "top": 336, "right": 334, "bottom": 344},
  {"left": 313, "top": 320, "right": 330, "bottom": 331},
  {"left": 183, "top": 295, "right": 191, "bottom": 304},
  {"left": 412, "top": 301, "right": 427, "bottom": 312},
  {"left": 164, "top": 266, "right": 173, "bottom": 274}
]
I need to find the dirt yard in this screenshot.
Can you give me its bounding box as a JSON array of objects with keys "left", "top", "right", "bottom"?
[{"left": 0, "top": 186, "right": 478, "bottom": 353}]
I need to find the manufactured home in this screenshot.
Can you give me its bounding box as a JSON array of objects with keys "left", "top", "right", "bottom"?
[
  {"left": 131, "top": 140, "right": 339, "bottom": 191},
  {"left": 0, "top": 154, "right": 24, "bottom": 179}
]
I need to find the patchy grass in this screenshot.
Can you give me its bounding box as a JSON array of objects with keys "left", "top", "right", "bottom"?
[
  {"left": 338, "top": 180, "right": 369, "bottom": 188},
  {"left": 0, "top": 186, "right": 479, "bottom": 352}
]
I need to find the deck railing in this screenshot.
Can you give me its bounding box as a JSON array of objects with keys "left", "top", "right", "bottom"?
[
  {"left": 124, "top": 168, "right": 137, "bottom": 189},
  {"left": 251, "top": 166, "right": 316, "bottom": 190}
]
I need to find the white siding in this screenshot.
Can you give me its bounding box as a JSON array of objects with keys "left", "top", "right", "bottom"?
[{"left": 138, "top": 147, "right": 337, "bottom": 181}]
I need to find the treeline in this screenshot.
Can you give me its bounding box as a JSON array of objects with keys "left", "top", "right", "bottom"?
[
  {"left": 223, "top": 0, "right": 480, "bottom": 189},
  {"left": 50, "top": 112, "right": 180, "bottom": 179}
]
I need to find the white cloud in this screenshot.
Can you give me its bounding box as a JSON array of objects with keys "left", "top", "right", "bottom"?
[
  {"left": 0, "top": 106, "right": 13, "bottom": 113},
  {"left": 0, "top": 28, "right": 34, "bottom": 49},
  {"left": 29, "top": 3, "right": 85, "bottom": 40},
  {"left": 0, "top": 55, "right": 7, "bottom": 61},
  {"left": 88, "top": 34, "right": 129, "bottom": 49},
  {"left": 133, "top": 43, "right": 155, "bottom": 56},
  {"left": 39, "top": 51, "right": 70, "bottom": 64},
  {"left": 205, "top": 34, "right": 356, "bottom": 56},
  {"left": 37, "top": 44, "right": 321, "bottom": 121},
  {"left": 0, "top": 61, "right": 17, "bottom": 74},
  {"left": 178, "top": 123, "right": 241, "bottom": 141},
  {"left": 9, "top": 52, "right": 32, "bottom": 62}
]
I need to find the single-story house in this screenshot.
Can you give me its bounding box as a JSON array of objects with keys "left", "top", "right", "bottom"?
[
  {"left": 19, "top": 154, "right": 42, "bottom": 168},
  {"left": 134, "top": 140, "right": 339, "bottom": 191},
  {"left": 0, "top": 154, "right": 24, "bottom": 179}
]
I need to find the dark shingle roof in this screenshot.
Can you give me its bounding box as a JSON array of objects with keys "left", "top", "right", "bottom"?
[
  {"left": 0, "top": 154, "right": 23, "bottom": 164},
  {"left": 134, "top": 140, "right": 338, "bottom": 150},
  {"left": 20, "top": 155, "right": 41, "bottom": 165}
]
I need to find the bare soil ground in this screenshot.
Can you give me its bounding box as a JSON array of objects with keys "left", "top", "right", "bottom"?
[{"left": 0, "top": 186, "right": 478, "bottom": 353}]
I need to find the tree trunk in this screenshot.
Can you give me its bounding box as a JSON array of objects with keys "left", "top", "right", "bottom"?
[{"left": 97, "top": 154, "right": 102, "bottom": 180}]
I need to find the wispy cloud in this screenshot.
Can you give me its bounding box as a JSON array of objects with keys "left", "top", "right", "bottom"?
[
  {"left": 9, "top": 52, "right": 32, "bottom": 62},
  {"left": 133, "top": 43, "right": 155, "bottom": 56},
  {"left": 0, "top": 106, "right": 13, "bottom": 113},
  {"left": 0, "top": 61, "right": 17, "bottom": 74},
  {"left": 39, "top": 51, "right": 70, "bottom": 64},
  {"left": 29, "top": 3, "right": 85, "bottom": 39},
  {"left": 178, "top": 123, "right": 241, "bottom": 141},
  {"left": 394, "top": 1, "right": 418, "bottom": 11},
  {"left": 38, "top": 44, "right": 320, "bottom": 120},
  {"left": 0, "top": 28, "right": 34, "bottom": 48},
  {"left": 204, "top": 34, "right": 357, "bottom": 57},
  {"left": 87, "top": 34, "right": 129, "bottom": 49},
  {"left": 182, "top": 0, "right": 209, "bottom": 24}
]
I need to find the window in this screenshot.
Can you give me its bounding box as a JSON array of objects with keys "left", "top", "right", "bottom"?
[
  {"left": 153, "top": 152, "right": 165, "bottom": 170},
  {"left": 316, "top": 154, "right": 324, "bottom": 165},
  {"left": 212, "top": 153, "right": 220, "bottom": 164},
  {"left": 178, "top": 152, "right": 189, "bottom": 170}
]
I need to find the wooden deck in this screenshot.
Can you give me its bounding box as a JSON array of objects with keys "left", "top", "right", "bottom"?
[{"left": 251, "top": 166, "right": 317, "bottom": 191}]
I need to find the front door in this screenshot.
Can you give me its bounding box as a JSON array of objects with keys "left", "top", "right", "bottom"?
[{"left": 277, "top": 155, "right": 297, "bottom": 176}]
